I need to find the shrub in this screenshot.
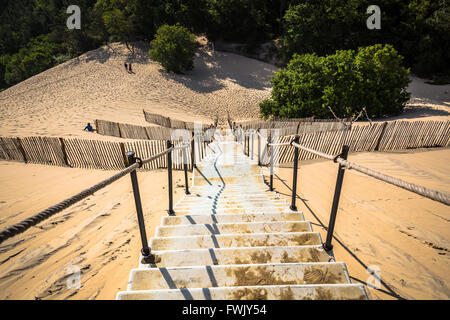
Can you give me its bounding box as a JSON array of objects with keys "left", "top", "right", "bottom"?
[
  {"left": 260, "top": 44, "right": 411, "bottom": 119},
  {"left": 4, "top": 35, "right": 60, "bottom": 86},
  {"left": 149, "top": 24, "right": 198, "bottom": 74}
]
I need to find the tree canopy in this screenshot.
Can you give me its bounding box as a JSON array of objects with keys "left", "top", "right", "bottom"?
[{"left": 0, "top": 0, "right": 448, "bottom": 91}]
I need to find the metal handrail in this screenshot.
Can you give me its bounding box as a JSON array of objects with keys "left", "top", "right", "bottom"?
[
  {"left": 0, "top": 141, "right": 194, "bottom": 264},
  {"left": 258, "top": 134, "right": 450, "bottom": 252},
  {"left": 291, "top": 141, "right": 450, "bottom": 206}
]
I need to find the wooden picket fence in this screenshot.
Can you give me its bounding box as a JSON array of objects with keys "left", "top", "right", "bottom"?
[
  {"left": 96, "top": 119, "right": 217, "bottom": 140},
  {"left": 95, "top": 119, "right": 174, "bottom": 140},
  {"left": 142, "top": 110, "right": 214, "bottom": 130},
  {"left": 256, "top": 120, "right": 450, "bottom": 164},
  {"left": 0, "top": 136, "right": 211, "bottom": 171},
  {"left": 234, "top": 117, "right": 345, "bottom": 131},
  {"left": 1, "top": 120, "right": 448, "bottom": 170}
]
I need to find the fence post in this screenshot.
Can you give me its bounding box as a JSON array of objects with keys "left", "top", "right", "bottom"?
[
  {"left": 59, "top": 137, "right": 69, "bottom": 166},
  {"left": 182, "top": 145, "right": 190, "bottom": 195},
  {"left": 191, "top": 132, "right": 196, "bottom": 170},
  {"left": 167, "top": 140, "right": 175, "bottom": 216},
  {"left": 119, "top": 142, "right": 128, "bottom": 167},
  {"left": 126, "top": 151, "right": 151, "bottom": 260},
  {"left": 269, "top": 136, "right": 274, "bottom": 191},
  {"left": 15, "top": 137, "right": 27, "bottom": 163},
  {"left": 290, "top": 135, "right": 300, "bottom": 211},
  {"left": 257, "top": 129, "right": 261, "bottom": 166},
  {"left": 323, "top": 145, "right": 349, "bottom": 251},
  {"left": 374, "top": 121, "right": 388, "bottom": 151}
]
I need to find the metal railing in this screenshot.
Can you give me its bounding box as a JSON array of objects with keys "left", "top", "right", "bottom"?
[
  {"left": 255, "top": 133, "right": 450, "bottom": 251},
  {"left": 0, "top": 139, "right": 195, "bottom": 264}
]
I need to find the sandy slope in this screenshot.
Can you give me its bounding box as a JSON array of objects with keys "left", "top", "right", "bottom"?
[
  {"left": 271, "top": 148, "right": 450, "bottom": 300},
  {"left": 0, "top": 162, "right": 187, "bottom": 299},
  {"left": 0, "top": 148, "right": 448, "bottom": 300},
  {"left": 0, "top": 41, "right": 449, "bottom": 300},
  {"left": 1, "top": 42, "right": 449, "bottom": 141},
  {"left": 0, "top": 42, "right": 276, "bottom": 139}
]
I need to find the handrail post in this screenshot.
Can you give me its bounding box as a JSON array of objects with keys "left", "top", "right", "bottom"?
[
  {"left": 247, "top": 133, "right": 250, "bottom": 156},
  {"left": 269, "top": 136, "right": 274, "bottom": 191},
  {"left": 290, "top": 135, "right": 300, "bottom": 211},
  {"left": 126, "top": 151, "right": 151, "bottom": 259},
  {"left": 167, "top": 140, "right": 175, "bottom": 215},
  {"left": 250, "top": 130, "right": 254, "bottom": 160},
  {"left": 257, "top": 129, "right": 261, "bottom": 166},
  {"left": 182, "top": 145, "right": 190, "bottom": 195},
  {"left": 191, "top": 132, "right": 196, "bottom": 170},
  {"left": 323, "top": 145, "right": 349, "bottom": 251}
]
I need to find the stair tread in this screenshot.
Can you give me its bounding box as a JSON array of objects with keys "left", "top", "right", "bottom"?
[
  {"left": 161, "top": 212, "right": 305, "bottom": 225},
  {"left": 117, "top": 284, "right": 368, "bottom": 300},
  {"left": 155, "top": 221, "right": 312, "bottom": 237},
  {"left": 150, "top": 232, "right": 322, "bottom": 250},
  {"left": 127, "top": 262, "right": 350, "bottom": 290},
  {"left": 140, "top": 245, "right": 331, "bottom": 268}
]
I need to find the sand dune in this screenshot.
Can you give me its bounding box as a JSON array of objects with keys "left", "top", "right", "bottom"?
[
  {"left": 1, "top": 42, "right": 448, "bottom": 141},
  {"left": 0, "top": 162, "right": 187, "bottom": 299},
  {"left": 0, "top": 148, "right": 448, "bottom": 299},
  {"left": 0, "top": 41, "right": 449, "bottom": 300},
  {"left": 0, "top": 42, "right": 276, "bottom": 139}
]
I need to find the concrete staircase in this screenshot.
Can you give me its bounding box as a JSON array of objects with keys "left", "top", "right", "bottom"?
[{"left": 116, "top": 136, "right": 368, "bottom": 300}]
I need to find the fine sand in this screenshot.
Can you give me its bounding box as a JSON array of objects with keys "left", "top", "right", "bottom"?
[
  {"left": 0, "top": 42, "right": 449, "bottom": 141},
  {"left": 0, "top": 148, "right": 448, "bottom": 299},
  {"left": 269, "top": 148, "right": 450, "bottom": 300},
  {"left": 0, "top": 41, "right": 276, "bottom": 139},
  {"left": 0, "top": 41, "right": 449, "bottom": 300},
  {"left": 0, "top": 162, "right": 187, "bottom": 299}
]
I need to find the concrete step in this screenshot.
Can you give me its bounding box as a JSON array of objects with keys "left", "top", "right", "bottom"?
[
  {"left": 155, "top": 221, "right": 312, "bottom": 237},
  {"left": 176, "top": 201, "right": 287, "bottom": 207},
  {"left": 183, "top": 195, "right": 282, "bottom": 201},
  {"left": 126, "top": 262, "right": 351, "bottom": 290},
  {"left": 117, "top": 284, "right": 368, "bottom": 300},
  {"left": 161, "top": 212, "right": 305, "bottom": 226},
  {"left": 174, "top": 201, "right": 287, "bottom": 210},
  {"left": 143, "top": 245, "right": 331, "bottom": 268},
  {"left": 182, "top": 194, "right": 284, "bottom": 200},
  {"left": 173, "top": 208, "right": 288, "bottom": 215},
  {"left": 188, "top": 189, "right": 271, "bottom": 195},
  {"left": 150, "top": 232, "right": 322, "bottom": 250}
]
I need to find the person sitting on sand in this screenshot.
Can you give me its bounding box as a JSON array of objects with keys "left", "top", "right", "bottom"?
[{"left": 84, "top": 123, "right": 94, "bottom": 132}]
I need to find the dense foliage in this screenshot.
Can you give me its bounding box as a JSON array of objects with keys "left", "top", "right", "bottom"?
[
  {"left": 149, "top": 25, "right": 197, "bottom": 73},
  {"left": 260, "top": 44, "right": 411, "bottom": 119},
  {"left": 281, "top": 0, "right": 450, "bottom": 78},
  {"left": 0, "top": 0, "right": 448, "bottom": 93}
]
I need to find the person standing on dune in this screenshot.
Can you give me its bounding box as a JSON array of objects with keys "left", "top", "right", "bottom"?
[
  {"left": 124, "top": 62, "right": 128, "bottom": 71},
  {"left": 128, "top": 63, "right": 133, "bottom": 73}
]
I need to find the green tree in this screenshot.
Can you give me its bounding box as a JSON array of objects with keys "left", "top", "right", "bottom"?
[
  {"left": 261, "top": 44, "right": 410, "bottom": 119},
  {"left": 4, "top": 35, "right": 61, "bottom": 86},
  {"left": 0, "top": 55, "right": 11, "bottom": 89},
  {"left": 149, "top": 24, "right": 198, "bottom": 74}
]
